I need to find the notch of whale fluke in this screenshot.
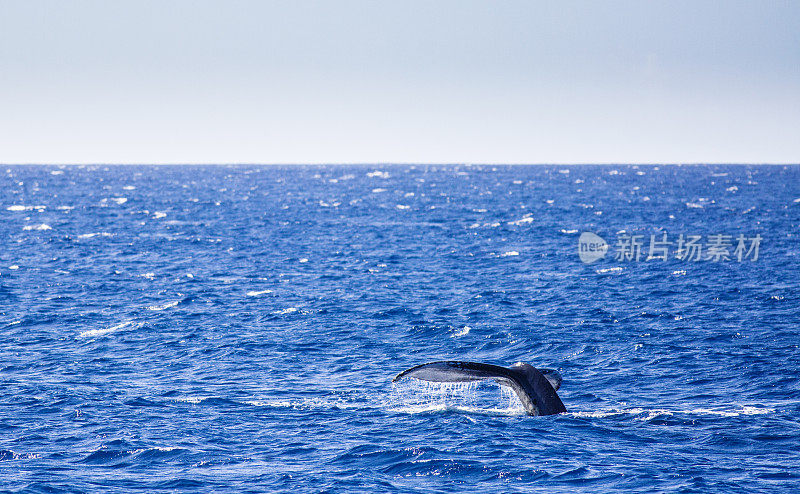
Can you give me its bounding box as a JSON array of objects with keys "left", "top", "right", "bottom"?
[{"left": 393, "top": 361, "right": 566, "bottom": 416}]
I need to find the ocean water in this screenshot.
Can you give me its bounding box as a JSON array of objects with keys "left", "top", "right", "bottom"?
[{"left": 1, "top": 164, "right": 799, "bottom": 493}]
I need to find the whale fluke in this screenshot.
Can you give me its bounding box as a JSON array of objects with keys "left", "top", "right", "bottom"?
[{"left": 393, "top": 361, "right": 566, "bottom": 416}]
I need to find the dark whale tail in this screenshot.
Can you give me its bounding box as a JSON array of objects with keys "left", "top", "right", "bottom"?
[{"left": 393, "top": 361, "right": 566, "bottom": 416}]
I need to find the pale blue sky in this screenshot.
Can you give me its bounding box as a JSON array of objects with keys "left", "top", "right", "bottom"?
[{"left": 1, "top": 0, "right": 798, "bottom": 163}]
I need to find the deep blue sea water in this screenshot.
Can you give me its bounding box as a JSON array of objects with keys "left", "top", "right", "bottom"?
[{"left": 1, "top": 164, "right": 799, "bottom": 493}]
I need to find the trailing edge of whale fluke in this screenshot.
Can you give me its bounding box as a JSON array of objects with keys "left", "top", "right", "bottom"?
[{"left": 393, "top": 361, "right": 566, "bottom": 416}]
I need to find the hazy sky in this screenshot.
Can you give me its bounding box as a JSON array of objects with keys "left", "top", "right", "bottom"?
[{"left": 1, "top": 0, "right": 798, "bottom": 164}]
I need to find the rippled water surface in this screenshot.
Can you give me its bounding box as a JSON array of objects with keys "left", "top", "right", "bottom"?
[{"left": 1, "top": 165, "right": 799, "bottom": 492}]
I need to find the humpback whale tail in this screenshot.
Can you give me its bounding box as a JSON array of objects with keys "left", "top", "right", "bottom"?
[{"left": 393, "top": 361, "right": 566, "bottom": 416}]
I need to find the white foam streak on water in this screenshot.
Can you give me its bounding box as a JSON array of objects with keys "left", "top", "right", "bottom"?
[
  {"left": 169, "top": 393, "right": 777, "bottom": 420},
  {"left": 172, "top": 396, "right": 208, "bottom": 404},
  {"left": 507, "top": 216, "right": 533, "bottom": 226},
  {"left": 245, "top": 398, "right": 363, "bottom": 410},
  {"left": 169, "top": 396, "right": 365, "bottom": 411},
  {"left": 77, "top": 232, "right": 113, "bottom": 239},
  {"left": 147, "top": 300, "right": 180, "bottom": 311},
  {"left": 245, "top": 399, "right": 292, "bottom": 408},
  {"left": 246, "top": 290, "right": 273, "bottom": 297},
  {"left": 450, "top": 326, "right": 470, "bottom": 337},
  {"left": 79, "top": 321, "right": 136, "bottom": 338},
  {"left": 570, "top": 405, "right": 775, "bottom": 419}
]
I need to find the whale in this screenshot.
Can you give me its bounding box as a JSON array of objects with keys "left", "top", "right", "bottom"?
[{"left": 393, "top": 361, "right": 566, "bottom": 416}]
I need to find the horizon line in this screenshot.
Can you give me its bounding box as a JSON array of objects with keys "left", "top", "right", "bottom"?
[{"left": 2, "top": 162, "right": 798, "bottom": 166}]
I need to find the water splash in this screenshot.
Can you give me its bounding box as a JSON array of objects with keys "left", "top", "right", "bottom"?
[{"left": 389, "top": 379, "right": 525, "bottom": 416}]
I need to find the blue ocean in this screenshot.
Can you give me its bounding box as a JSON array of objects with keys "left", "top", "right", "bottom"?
[{"left": 1, "top": 165, "right": 798, "bottom": 493}]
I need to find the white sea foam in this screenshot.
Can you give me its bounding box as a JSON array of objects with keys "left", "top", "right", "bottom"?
[
  {"left": 77, "top": 232, "right": 113, "bottom": 239},
  {"left": 244, "top": 397, "right": 363, "bottom": 410},
  {"left": 691, "top": 406, "right": 775, "bottom": 417},
  {"left": 7, "top": 205, "right": 46, "bottom": 211},
  {"left": 508, "top": 215, "right": 534, "bottom": 226},
  {"left": 570, "top": 405, "right": 775, "bottom": 419},
  {"left": 79, "top": 321, "right": 136, "bottom": 338},
  {"left": 23, "top": 224, "right": 52, "bottom": 231},
  {"left": 367, "top": 170, "right": 390, "bottom": 179},
  {"left": 596, "top": 267, "right": 623, "bottom": 274},
  {"left": 273, "top": 307, "right": 298, "bottom": 315},
  {"left": 245, "top": 399, "right": 292, "bottom": 408},
  {"left": 500, "top": 251, "right": 520, "bottom": 257},
  {"left": 451, "top": 326, "right": 470, "bottom": 337},
  {"left": 172, "top": 396, "right": 208, "bottom": 404},
  {"left": 246, "top": 290, "right": 273, "bottom": 297},
  {"left": 147, "top": 300, "right": 180, "bottom": 311}
]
